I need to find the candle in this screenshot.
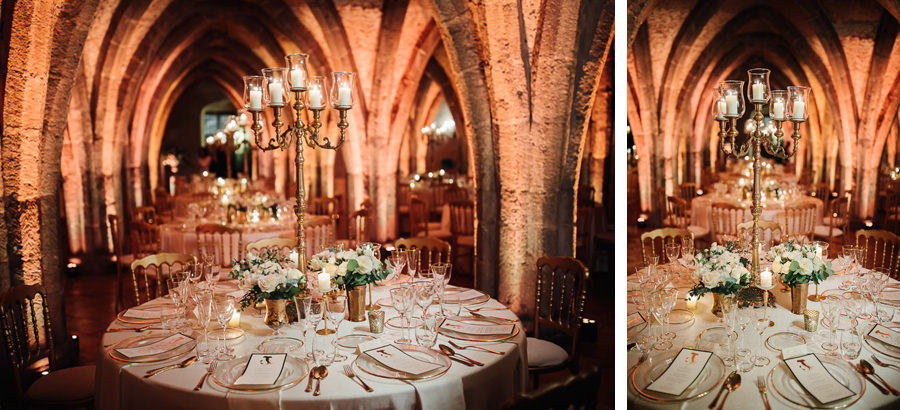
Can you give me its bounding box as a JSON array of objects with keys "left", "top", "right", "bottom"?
[
  {"left": 752, "top": 83, "right": 765, "bottom": 100},
  {"left": 308, "top": 88, "right": 324, "bottom": 109},
  {"left": 760, "top": 268, "right": 772, "bottom": 288},
  {"left": 725, "top": 93, "right": 738, "bottom": 115},
  {"left": 268, "top": 81, "right": 284, "bottom": 104},
  {"left": 686, "top": 296, "right": 698, "bottom": 310},
  {"left": 337, "top": 86, "right": 351, "bottom": 106},
  {"left": 815, "top": 244, "right": 822, "bottom": 259},
  {"left": 318, "top": 271, "right": 331, "bottom": 291},
  {"left": 717, "top": 100, "right": 726, "bottom": 119},
  {"left": 290, "top": 69, "right": 305, "bottom": 89},
  {"left": 227, "top": 310, "right": 241, "bottom": 328},
  {"left": 249, "top": 89, "right": 262, "bottom": 110},
  {"left": 772, "top": 101, "right": 784, "bottom": 120},
  {"left": 792, "top": 100, "right": 805, "bottom": 119}
]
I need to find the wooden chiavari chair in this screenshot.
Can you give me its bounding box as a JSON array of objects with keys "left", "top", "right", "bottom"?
[
  {"left": 348, "top": 208, "right": 369, "bottom": 248},
  {"left": 639, "top": 228, "right": 692, "bottom": 266},
  {"left": 108, "top": 214, "right": 135, "bottom": 312},
  {"left": 131, "top": 206, "right": 158, "bottom": 224},
  {"left": 129, "top": 253, "right": 196, "bottom": 307},
  {"left": 0, "top": 284, "right": 95, "bottom": 408},
  {"left": 394, "top": 237, "right": 452, "bottom": 274},
  {"left": 527, "top": 256, "right": 589, "bottom": 389},
  {"left": 782, "top": 202, "right": 817, "bottom": 243},
  {"left": 814, "top": 193, "right": 851, "bottom": 245},
  {"left": 665, "top": 196, "right": 709, "bottom": 243},
  {"left": 808, "top": 182, "right": 831, "bottom": 201},
  {"left": 678, "top": 182, "right": 698, "bottom": 200},
  {"left": 130, "top": 221, "right": 160, "bottom": 259},
  {"left": 196, "top": 224, "right": 243, "bottom": 267},
  {"left": 709, "top": 202, "right": 744, "bottom": 243},
  {"left": 409, "top": 195, "right": 429, "bottom": 237},
  {"left": 856, "top": 229, "right": 900, "bottom": 279},
  {"left": 246, "top": 237, "right": 295, "bottom": 258},
  {"left": 737, "top": 220, "right": 784, "bottom": 247}
]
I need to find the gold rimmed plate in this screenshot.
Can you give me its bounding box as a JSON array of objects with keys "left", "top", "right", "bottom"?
[
  {"left": 864, "top": 333, "right": 900, "bottom": 360},
  {"left": 767, "top": 355, "right": 864, "bottom": 409},
  {"left": 108, "top": 332, "right": 197, "bottom": 363},
  {"left": 115, "top": 305, "right": 175, "bottom": 325},
  {"left": 437, "top": 315, "right": 520, "bottom": 342},
  {"left": 210, "top": 354, "right": 309, "bottom": 392},
  {"left": 442, "top": 288, "right": 490, "bottom": 305},
  {"left": 630, "top": 349, "right": 725, "bottom": 402},
  {"left": 354, "top": 343, "right": 450, "bottom": 381},
  {"left": 257, "top": 337, "right": 303, "bottom": 354},
  {"left": 664, "top": 309, "right": 694, "bottom": 325},
  {"left": 766, "top": 332, "right": 806, "bottom": 352},
  {"left": 337, "top": 334, "right": 377, "bottom": 349},
  {"left": 208, "top": 326, "right": 245, "bottom": 340}
]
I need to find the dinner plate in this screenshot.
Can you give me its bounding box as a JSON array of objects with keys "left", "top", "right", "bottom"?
[
  {"left": 630, "top": 349, "right": 725, "bottom": 402},
  {"left": 664, "top": 309, "right": 694, "bottom": 325},
  {"left": 115, "top": 305, "right": 175, "bottom": 325},
  {"left": 257, "top": 337, "right": 303, "bottom": 354},
  {"left": 354, "top": 343, "right": 451, "bottom": 381},
  {"left": 208, "top": 326, "right": 245, "bottom": 340},
  {"left": 697, "top": 327, "right": 737, "bottom": 346},
  {"left": 437, "top": 315, "right": 520, "bottom": 342},
  {"left": 442, "top": 288, "right": 490, "bottom": 305},
  {"left": 880, "top": 288, "right": 900, "bottom": 307},
  {"left": 337, "top": 334, "right": 376, "bottom": 349},
  {"left": 767, "top": 355, "right": 864, "bottom": 409},
  {"left": 766, "top": 332, "right": 806, "bottom": 352},
  {"left": 864, "top": 333, "right": 900, "bottom": 360},
  {"left": 386, "top": 316, "right": 424, "bottom": 329},
  {"left": 108, "top": 332, "right": 197, "bottom": 363},
  {"left": 375, "top": 297, "right": 394, "bottom": 309},
  {"left": 210, "top": 354, "right": 309, "bottom": 391}
]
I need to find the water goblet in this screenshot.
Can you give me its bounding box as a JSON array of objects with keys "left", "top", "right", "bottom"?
[
  {"left": 650, "top": 291, "right": 672, "bottom": 350},
  {"left": 753, "top": 311, "right": 770, "bottom": 366},
  {"left": 387, "top": 250, "right": 407, "bottom": 280},
  {"left": 413, "top": 280, "right": 435, "bottom": 321},
  {"left": 406, "top": 248, "right": 421, "bottom": 279},
  {"left": 735, "top": 307, "right": 752, "bottom": 358},
  {"left": 326, "top": 295, "right": 348, "bottom": 361},
  {"left": 681, "top": 236, "right": 694, "bottom": 260},
  {"left": 212, "top": 296, "right": 235, "bottom": 360},
  {"left": 390, "top": 285, "right": 415, "bottom": 344},
  {"left": 166, "top": 277, "right": 186, "bottom": 330},
  {"left": 664, "top": 242, "right": 680, "bottom": 266},
  {"left": 195, "top": 289, "right": 214, "bottom": 363},
  {"left": 204, "top": 263, "right": 220, "bottom": 291}
]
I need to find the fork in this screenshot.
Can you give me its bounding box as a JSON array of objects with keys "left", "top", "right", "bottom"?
[
  {"left": 448, "top": 340, "right": 504, "bottom": 355},
  {"left": 757, "top": 376, "right": 771, "bottom": 410},
  {"left": 193, "top": 361, "right": 217, "bottom": 391},
  {"left": 466, "top": 307, "right": 507, "bottom": 313},
  {"left": 871, "top": 356, "right": 900, "bottom": 372},
  {"left": 342, "top": 365, "right": 373, "bottom": 392}
]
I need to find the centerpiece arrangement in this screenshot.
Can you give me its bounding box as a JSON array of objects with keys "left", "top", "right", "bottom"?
[
  {"left": 767, "top": 241, "right": 833, "bottom": 313},
  {"left": 229, "top": 248, "right": 307, "bottom": 334},
  {"left": 307, "top": 243, "right": 391, "bottom": 321},
  {"left": 688, "top": 242, "right": 751, "bottom": 316}
]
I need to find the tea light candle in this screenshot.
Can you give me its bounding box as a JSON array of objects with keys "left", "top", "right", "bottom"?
[
  {"left": 760, "top": 268, "right": 772, "bottom": 288},
  {"left": 752, "top": 83, "right": 765, "bottom": 100},
  {"left": 318, "top": 272, "right": 331, "bottom": 291},
  {"left": 686, "top": 295, "right": 698, "bottom": 310},
  {"left": 290, "top": 69, "right": 305, "bottom": 89},
  {"left": 308, "top": 88, "right": 324, "bottom": 109},
  {"left": 268, "top": 81, "right": 284, "bottom": 104},
  {"left": 337, "top": 86, "right": 351, "bottom": 106},
  {"left": 772, "top": 101, "right": 785, "bottom": 120},
  {"left": 228, "top": 311, "right": 241, "bottom": 328},
  {"left": 249, "top": 89, "right": 263, "bottom": 110},
  {"left": 725, "top": 93, "right": 738, "bottom": 115}
]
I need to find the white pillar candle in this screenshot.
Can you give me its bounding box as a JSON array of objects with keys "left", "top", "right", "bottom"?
[
  {"left": 717, "top": 100, "right": 726, "bottom": 119},
  {"left": 772, "top": 101, "right": 785, "bottom": 120},
  {"left": 338, "top": 86, "right": 351, "bottom": 106},
  {"left": 308, "top": 88, "right": 324, "bottom": 109},
  {"left": 725, "top": 94, "right": 738, "bottom": 115},
  {"left": 249, "top": 89, "right": 262, "bottom": 110},
  {"left": 290, "top": 69, "right": 305, "bottom": 89},
  {"left": 686, "top": 295, "right": 698, "bottom": 310},
  {"left": 760, "top": 268, "right": 772, "bottom": 288},
  {"left": 268, "top": 81, "right": 284, "bottom": 104},
  {"left": 752, "top": 83, "right": 765, "bottom": 100},
  {"left": 318, "top": 272, "right": 331, "bottom": 291},
  {"left": 792, "top": 100, "right": 805, "bottom": 119},
  {"left": 815, "top": 244, "right": 822, "bottom": 259}
]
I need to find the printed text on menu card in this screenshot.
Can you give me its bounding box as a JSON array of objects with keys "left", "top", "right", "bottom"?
[
  {"left": 645, "top": 348, "right": 712, "bottom": 396},
  {"left": 363, "top": 344, "right": 443, "bottom": 375},
  {"left": 868, "top": 324, "right": 900, "bottom": 349},
  {"left": 627, "top": 312, "right": 645, "bottom": 330},
  {"left": 114, "top": 333, "right": 193, "bottom": 358},
  {"left": 234, "top": 353, "right": 287, "bottom": 385},
  {"left": 440, "top": 319, "right": 514, "bottom": 335},
  {"left": 784, "top": 353, "right": 854, "bottom": 404}
]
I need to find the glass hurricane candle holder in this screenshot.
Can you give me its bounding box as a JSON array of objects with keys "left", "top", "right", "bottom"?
[
  {"left": 719, "top": 80, "right": 745, "bottom": 118},
  {"left": 242, "top": 75, "right": 266, "bottom": 112},
  {"left": 787, "top": 86, "right": 810, "bottom": 121},
  {"left": 306, "top": 76, "right": 327, "bottom": 110},
  {"left": 284, "top": 54, "right": 310, "bottom": 91},
  {"left": 747, "top": 68, "right": 770, "bottom": 103},
  {"left": 330, "top": 71, "right": 355, "bottom": 109},
  {"left": 261, "top": 67, "right": 288, "bottom": 107},
  {"left": 770, "top": 90, "right": 787, "bottom": 121},
  {"left": 711, "top": 88, "right": 726, "bottom": 121}
]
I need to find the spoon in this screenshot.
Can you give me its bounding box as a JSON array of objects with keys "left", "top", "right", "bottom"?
[
  {"left": 439, "top": 344, "right": 483, "bottom": 366},
  {"left": 708, "top": 371, "right": 735, "bottom": 409},
  {"left": 145, "top": 355, "right": 197, "bottom": 378},
  {"left": 717, "top": 372, "right": 741, "bottom": 410},
  {"left": 313, "top": 366, "right": 328, "bottom": 396},
  {"left": 305, "top": 366, "right": 321, "bottom": 392},
  {"left": 859, "top": 360, "right": 900, "bottom": 395},
  {"left": 870, "top": 356, "right": 900, "bottom": 372}
]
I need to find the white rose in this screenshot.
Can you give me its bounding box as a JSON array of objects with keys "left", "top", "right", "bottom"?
[
  {"left": 357, "top": 255, "right": 374, "bottom": 274},
  {"left": 338, "top": 250, "right": 357, "bottom": 261},
  {"left": 258, "top": 274, "right": 282, "bottom": 293},
  {"left": 286, "top": 268, "right": 302, "bottom": 280},
  {"left": 289, "top": 251, "right": 299, "bottom": 266},
  {"left": 798, "top": 259, "right": 814, "bottom": 275},
  {"left": 702, "top": 270, "right": 721, "bottom": 288},
  {"left": 772, "top": 261, "right": 782, "bottom": 274},
  {"left": 337, "top": 261, "right": 349, "bottom": 276},
  {"left": 309, "top": 258, "right": 324, "bottom": 271},
  {"left": 324, "top": 263, "right": 338, "bottom": 277}
]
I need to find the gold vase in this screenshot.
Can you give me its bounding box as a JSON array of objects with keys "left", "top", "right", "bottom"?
[
  {"left": 347, "top": 287, "right": 366, "bottom": 322},
  {"left": 790, "top": 283, "right": 809, "bottom": 314},
  {"left": 264, "top": 299, "right": 289, "bottom": 334},
  {"left": 711, "top": 293, "right": 736, "bottom": 318}
]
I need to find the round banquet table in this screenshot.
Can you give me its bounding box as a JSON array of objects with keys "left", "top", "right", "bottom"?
[
  {"left": 627, "top": 269, "right": 900, "bottom": 409},
  {"left": 159, "top": 216, "right": 333, "bottom": 257},
  {"left": 96, "top": 282, "right": 526, "bottom": 410},
  {"left": 690, "top": 195, "right": 824, "bottom": 233}
]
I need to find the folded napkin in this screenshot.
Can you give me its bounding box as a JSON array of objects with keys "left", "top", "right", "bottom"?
[
  {"left": 408, "top": 375, "right": 465, "bottom": 410},
  {"left": 226, "top": 389, "right": 281, "bottom": 410}
]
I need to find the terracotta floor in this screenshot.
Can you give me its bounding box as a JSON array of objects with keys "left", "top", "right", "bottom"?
[{"left": 63, "top": 254, "right": 614, "bottom": 407}]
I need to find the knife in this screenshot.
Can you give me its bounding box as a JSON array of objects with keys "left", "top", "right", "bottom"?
[{"left": 144, "top": 356, "right": 197, "bottom": 378}]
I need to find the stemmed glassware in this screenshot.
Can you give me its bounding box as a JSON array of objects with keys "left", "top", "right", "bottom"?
[
  {"left": 753, "top": 310, "right": 770, "bottom": 366},
  {"left": 820, "top": 295, "right": 841, "bottom": 356},
  {"left": 840, "top": 245, "right": 858, "bottom": 290},
  {"left": 166, "top": 277, "right": 186, "bottom": 331},
  {"left": 414, "top": 280, "right": 435, "bottom": 323},
  {"left": 867, "top": 269, "right": 890, "bottom": 323},
  {"left": 307, "top": 298, "right": 325, "bottom": 361},
  {"left": 390, "top": 285, "right": 415, "bottom": 344},
  {"left": 721, "top": 296, "right": 738, "bottom": 367},
  {"left": 650, "top": 289, "right": 675, "bottom": 350},
  {"left": 326, "top": 295, "right": 347, "bottom": 361},
  {"left": 735, "top": 307, "right": 753, "bottom": 372},
  {"left": 195, "top": 289, "right": 214, "bottom": 363},
  {"left": 212, "top": 296, "right": 235, "bottom": 360},
  {"left": 387, "top": 250, "right": 407, "bottom": 281},
  {"left": 294, "top": 295, "right": 313, "bottom": 360},
  {"left": 363, "top": 243, "right": 382, "bottom": 310},
  {"left": 664, "top": 242, "right": 680, "bottom": 266},
  {"left": 406, "top": 248, "right": 421, "bottom": 279},
  {"left": 681, "top": 236, "right": 694, "bottom": 261},
  {"left": 204, "top": 259, "right": 220, "bottom": 292}
]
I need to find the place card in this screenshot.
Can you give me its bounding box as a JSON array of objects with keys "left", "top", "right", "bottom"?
[
  {"left": 784, "top": 353, "right": 855, "bottom": 404},
  {"left": 440, "top": 319, "right": 514, "bottom": 335},
  {"left": 444, "top": 289, "right": 483, "bottom": 301},
  {"left": 627, "top": 312, "right": 646, "bottom": 330},
  {"left": 234, "top": 353, "right": 287, "bottom": 386},
  {"left": 123, "top": 308, "right": 176, "bottom": 320},
  {"left": 867, "top": 324, "right": 900, "bottom": 349},
  {"left": 114, "top": 333, "right": 193, "bottom": 358},
  {"left": 645, "top": 348, "right": 712, "bottom": 396},
  {"left": 362, "top": 344, "right": 443, "bottom": 376}
]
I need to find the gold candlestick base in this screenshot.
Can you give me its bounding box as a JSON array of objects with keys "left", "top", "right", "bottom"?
[{"left": 808, "top": 283, "right": 823, "bottom": 301}]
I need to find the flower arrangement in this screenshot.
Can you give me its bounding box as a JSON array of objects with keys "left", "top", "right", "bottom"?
[
  {"left": 307, "top": 243, "right": 391, "bottom": 291},
  {"left": 766, "top": 241, "right": 832, "bottom": 287},
  {"left": 228, "top": 248, "right": 306, "bottom": 309},
  {"left": 688, "top": 242, "right": 751, "bottom": 297}
]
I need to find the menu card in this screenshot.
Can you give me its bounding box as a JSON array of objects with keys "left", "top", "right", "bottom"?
[
  {"left": 784, "top": 353, "right": 855, "bottom": 404},
  {"left": 440, "top": 319, "right": 514, "bottom": 335},
  {"left": 114, "top": 333, "right": 194, "bottom": 358},
  {"left": 627, "top": 312, "right": 645, "bottom": 330},
  {"left": 362, "top": 344, "right": 443, "bottom": 376},
  {"left": 444, "top": 289, "right": 483, "bottom": 301},
  {"left": 868, "top": 324, "right": 900, "bottom": 349},
  {"left": 781, "top": 344, "right": 808, "bottom": 360},
  {"left": 124, "top": 308, "right": 175, "bottom": 319},
  {"left": 646, "top": 348, "right": 712, "bottom": 396},
  {"left": 234, "top": 353, "right": 287, "bottom": 385}
]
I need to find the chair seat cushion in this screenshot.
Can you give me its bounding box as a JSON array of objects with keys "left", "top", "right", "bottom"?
[
  {"left": 813, "top": 225, "right": 842, "bottom": 238},
  {"left": 456, "top": 235, "right": 474, "bottom": 247},
  {"left": 687, "top": 225, "right": 709, "bottom": 238},
  {"left": 24, "top": 365, "right": 95, "bottom": 406},
  {"left": 526, "top": 337, "right": 569, "bottom": 368}
]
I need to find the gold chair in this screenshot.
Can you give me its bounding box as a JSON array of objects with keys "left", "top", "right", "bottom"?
[
  {"left": 196, "top": 224, "right": 243, "bottom": 267},
  {"left": 527, "top": 256, "right": 589, "bottom": 389},
  {"left": 131, "top": 206, "right": 158, "bottom": 224},
  {"left": 309, "top": 196, "right": 340, "bottom": 218},
  {"left": 709, "top": 202, "right": 744, "bottom": 243},
  {"left": 782, "top": 202, "right": 817, "bottom": 243},
  {"left": 348, "top": 208, "right": 369, "bottom": 248},
  {"left": 737, "top": 220, "right": 783, "bottom": 247},
  {"left": 449, "top": 200, "right": 475, "bottom": 274},
  {"left": 639, "top": 228, "right": 692, "bottom": 266},
  {"left": 0, "top": 284, "right": 95, "bottom": 408},
  {"left": 409, "top": 195, "right": 429, "bottom": 237},
  {"left": 665, "top": 196, "right": 709, "bottom": 242},
  {"left": 444, "top": 186, "right": 469, "bottom": 204},
  {"left": 246, "top": 237, "right": 295, "bottom": 257},
  {"left": 129, "top": 253, "right": 196, "bottom": 307},
  {"left": 394, "top": 237, "right": 452, "bottom": 274},
  {"left": 883, "top": 187, "right": 900, "bottom": 234},
  {"left": 808, "top": 182, "right": 831, "bottom": 201},
  {"left": 856, "top": 229, "right": 900, "bottom": 279},
  {"left": 129, "top": 220, "right": 160, "bottom": 259},
  {"left": 306, "top": 215, "right": 337, "bottom": 256},
  {"left": 678, "top": 182, "right": 698, "bottom": 200},
  {"left": 108, "top": 214, "right": 135, "bottom": 312},
  {"left": 504, "top": 366, "right": 600, "bottom": 410},
  {"left": 814, "top": 193, "right": 851, "bottom": 245}
]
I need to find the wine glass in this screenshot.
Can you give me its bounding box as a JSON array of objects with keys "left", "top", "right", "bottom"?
[
  {"left": 681, "top": 236, "right": 694, "bottom": 261},
  {"left": 840, "top": 245, "right": 858, "bottom": 290},
  {"left": 387, "top": 250, "right": 407, "bottom": 281},
  {"left": 406, "top": 248, "right": 421, "bottom": 279},
  {"left": 721, "top": 298, "right": 738, "bottom": 367},
  {"left": 326, "top": 295, "right": 348, "bottom": 361},
  {"left": 416, "top": 310, "right": 443, "bottom": 348},
  {"left": 821, "top": 295, "right": 843, "bottom": 356},
  {"left": 753, "top": 310, "right": 770, "bottom": 366},
  {"left": 166, "top": 277, "right": 186, "bottom": 330},
  {"left": 413, "top": 280, "right": 435, "bottom": 323},
  {"left": 204, "top": 263, "right": 220, "bottom": 291},
  {"left": 293, "top": 295, "right": 313, "bottom": 360},
  {"left": 187, "top": 261, "right": 204, "bottom": 283},
  {"left": 306, "top": 298, "right": 325, "bottom": 361},
  {"left": 195, "top": 289, "right": 214, "bottom": 363},
  {"left": 650, "top": 290, "right": 673, "bottom": 350},
  {"left": 664, "top": 242, "right": 680, "bottom": 265},
  {"left": 868, "top": 269, "right": 890, "bottom": 323},
  {"left": 390, "top": 285, "right": 414, "bottom": 344},
  {"left": 735, "top": 307, "right": 752, "bottom": 358},
  {"left": 212, "top": 296, "right": 235, "bottom": 360},
  {"left": 855, "top": 247, "right": 868, "bottom": 274}
]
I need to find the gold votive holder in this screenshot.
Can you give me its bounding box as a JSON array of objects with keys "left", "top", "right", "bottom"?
[
  {"left": 804, "top": 309, "right": 819, "bottom": 332},
  {"left": 368, "top": 310, "right": 385, "bottom": 333}
]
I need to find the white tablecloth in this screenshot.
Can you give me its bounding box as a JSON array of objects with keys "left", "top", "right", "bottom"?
[
  {"left": 627, "top": 273, "right": 900, "bottom": 409},
  {"left": 691, "top": 195, "right": 824, "bottom": 233},
  {"left": 96, "top": 283, "right": 526, "bottom": 410}
]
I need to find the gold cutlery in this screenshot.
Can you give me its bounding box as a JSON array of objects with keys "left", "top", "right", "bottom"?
[
  {"left": 305, "top": 366, "right": 321, "bottom": 392},
  {"left": 107, "top": 324, "right": 152, "bottom": 332},
  {"left": 466, "top": 307, "right": 507, "bottom": 313},
  {"left": 871, "top": 355, "right": 900, "bottom": 372},
  {"left": 859, "top": 360, "right": 900, "bottom": 395},
  {"left": 193, "top": 361, "right": 216, "bottom": 391},
  {"left": 716, "top": 372, "right": 740, "bottom": 410},
  {"left": 439, "top": 344, "right": 483, "bottom": 366},
  {"left": 854, "top": 362, "right": 889, "bottom": 394},
  {"left": 468, "top": 311, "right": 518, "bottom": 322},
  {"left": 144, "top": 356, "right": 197, "bottom": 378},
  {"left": 708, "top": 371, "right": 736, "bottom": 409},
  {"left": 629, "top": 352, "right": 648, "bottom": 373},
  {"left": 313, "top": 366, "right": 328, "bottom": 396},
  {"left": 343, "top": 364, "right": 373, "bottom": 392},
  {"left": 448, "top": 340, "right": 504, "bottom": 355},
  {"left": 756, "top": 375, "right": 771, "bottom": 410}
]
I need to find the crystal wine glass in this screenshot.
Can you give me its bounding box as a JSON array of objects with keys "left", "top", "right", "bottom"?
[
  {"left": 753, "top": 310, "right": 769, "bottom": 366},
  {"left": 664, "top": 242, "right": 680, "bottom": 265},
  {"left": 840, "top": 245, "right": 858, "bottom": 290},
  {"left": 868, "top": 269, "right": 890, "bottom": 323},
  {"left": 212, "top": 296, "right": 235, "bottom": 360},
  {"left": 195, "top": 289, "right": 214, "bottom": 363},
  {"left": 390, "top": 285, "right": 414, "bottom": 344},
  {"left": 166, "top": 277, "right": 186, "bottom": 331},
  {"left": 204, "top": 263, "right": 220, "bottom": 292},
  {"left": 307, "top": 298, "right": 325, "bottom": 359},
  {"left": 416, "top": 310, "right": 443, "bottom": 348},
  {"left": 387, "top": 250, "right": 407, "bottom": 281},
  {"left": 681, "top": 236, "right": 694, "bottom": 261},
  {"left": 326, "top": 295, "right": 348, "bottom": 361},
  {"left": 413, "top": 280, "right": 435, "bottom": 322},
  {"left": 406, "top": 248, "right": 421, "bottom": 279},
  {"left": 735, "top": 307, "right": 752, "bottom": 358}
]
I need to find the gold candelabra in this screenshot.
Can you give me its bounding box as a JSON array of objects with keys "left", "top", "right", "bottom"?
[
  {"left": 714, "top": 69, "right": 810, "bottom": 312},
  {"left": 244, "top": 56, "right": 356, "bottom": 275}
]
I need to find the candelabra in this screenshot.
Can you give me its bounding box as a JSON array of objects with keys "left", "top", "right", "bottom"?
[
  {"left": 244, "top": 53, "right": 356, "bottom": 272},
  {"left": 714, "top": 68, "right": 810, "bottom": 312},
  {"left": 207, "top": 112, "right": 253, "bottom": 178}
]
